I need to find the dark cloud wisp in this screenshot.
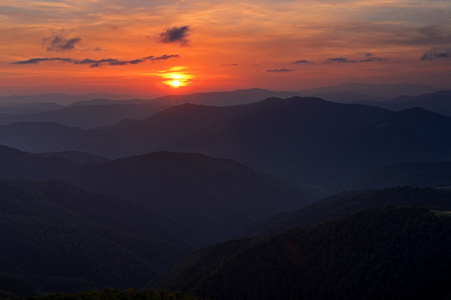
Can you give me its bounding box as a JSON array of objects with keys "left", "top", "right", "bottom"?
[
  {"left": 12, "top": 54, "right": 179, "bottom": 67},
  {"left": 292, "top": 60, "right": 313, "bottom": 64},
  {"left": 421, "top": 48, "right": 451, "bottom": 60},
  {"left": 324, "top": 57, "right": 357, "bottom": 63},
  {"left": 324, "top": 54, "right": 388, "bottom": 63},
  {"left": 159, "top": 26, "right": 190, "bottom": 45},
  {"left": 45, "top": 35, "right": 82, "bottom": 51},
  {"left": 266, "top": 68, "right": 293, "bottom": 72}
]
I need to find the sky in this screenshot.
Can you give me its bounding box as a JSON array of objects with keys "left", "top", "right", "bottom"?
[{"left": 1, "top": 0, "right": 451, "bottom": 97}]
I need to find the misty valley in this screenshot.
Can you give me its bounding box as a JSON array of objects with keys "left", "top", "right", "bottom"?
[{"left": 1, "top": 84, "right": 451, "bottom": 299}]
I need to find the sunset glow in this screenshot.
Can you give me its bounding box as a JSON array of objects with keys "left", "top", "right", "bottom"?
[
  {"left": 1, "top": 0, "right": 450, "bottom": 96},
  {"left": 170, "top": 80, "right": 181, "bottom": 88}
]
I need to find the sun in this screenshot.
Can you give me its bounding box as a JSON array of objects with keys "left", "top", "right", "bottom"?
[{"left": 170, "top": 79, "right": 181, "bottom": 88}]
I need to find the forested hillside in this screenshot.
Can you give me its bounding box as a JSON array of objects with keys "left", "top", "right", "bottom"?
[
  {"left": 151, "top": 207, "right": 451, "bottom": 300},
  {"left": 245, "top": 186, "right": 451, "bottom": 236},
  {"left": 0, "top": 178, "right": 208, "bottom": 295}
]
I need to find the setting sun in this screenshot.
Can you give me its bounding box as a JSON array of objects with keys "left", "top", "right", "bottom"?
[{"left": 171, "top": 79, "right": 181, "bottom": 88}]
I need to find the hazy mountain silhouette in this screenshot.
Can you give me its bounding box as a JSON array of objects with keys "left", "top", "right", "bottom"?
[
  {"left": 316, "top": 90, "right": 388, "bottom": 103},
  {"left": 0, "top": 102, "right": 64, "bottom": 114},
  {"left": 0, "top": 89, "right": 301, "bottom": 128},
  {"left": 245, "top": 186, "right": 451, "bottom": 237},
  {"left": 0, "top": 145, "right": 314, "bottom": 240},
  {"left": 66, "top": 98, "right": 146, "bottom": 107},
  {"left": 0, "top": 93, "right": 138, "bottom": 104},
  {"left": 151, "top": 206, "right": 451, "bottom": 300},
  {"left": 2, "top": 97, "right": 451, "bottom": 193},
  {"left": 39, "top": 150, "right": 111, "bottom": 164},
  {"left": 0, "top": 178, "right": 208, "bottom": 294},
  {"left": 359, "top": 90, "right": 451, "bottom": 116},
  {"left": 299, "top": 82, "right": 440, "bottom": 99},
  {"left": 0, "top": 102, "right": 170, "bottom": 129},
  {"left": 348, "top": 161, "right": 451, "bottom": 190},
  {"left": 151, "top": 88, "right": 300, "bottom": 106}
]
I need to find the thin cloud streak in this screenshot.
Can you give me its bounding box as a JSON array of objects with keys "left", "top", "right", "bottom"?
[
  {"left": 323, "top": 54, "right": 388, "bottom": 64},
  {"left": 266, "top": 68, "right": 293, "bottom": 72},
  {"left": 292, "top": 60, "right": 313, "bottom": 64},
  {"left": 421, "top": 48, "right": 451, "bottom": 60},
  {"left": 12, "top": 54, "right": 179, "bottom": 67}
]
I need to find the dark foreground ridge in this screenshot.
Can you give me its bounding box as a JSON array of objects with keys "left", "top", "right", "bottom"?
[{"left": 151, "top": 207, "right": 451, "bottom": 300}]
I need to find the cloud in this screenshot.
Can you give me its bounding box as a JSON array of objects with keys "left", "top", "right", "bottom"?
[
  {"left": 324, "top": 54, "right": 388, "bottom": 63},
  {"left": 421, "top": 48, "right": 451, "bottom": 60},
  {"left": 12, "top": 54, "right": 179, "bottom": 67},
  {"left": 45, "top": 35, "right": 82, "bottom": 51},
  {"left": 159, "top": 26, "right": 190, "bottom": 45},
  {"left": 266, "top": 68, "right": 293, "bottom": 72},
  {"left": 324, "top": 57, "right": 357, "bottom": 63},
  {"left": 361, "top": 53, "right": 388, "bottom": 62},
  {"left": 292, "top": 60, "right": 313, "bottom": 64}
]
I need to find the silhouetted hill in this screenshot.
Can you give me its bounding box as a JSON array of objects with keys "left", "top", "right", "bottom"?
[
  {"left": 0, "top": 146, "right": 314, "bottom": 240},
  {"left": 39, "top": 151, "right": 111, "bottom": 164},
  {"left": 151, "top": 88, "right": 299, "bottom": 106},
  {"left": 66, "top": 98, "right": 146, "bottom": 107},
  {"left": 0, "top": 93, "right": 138, "bottom": 104},
  {"left": 359, "top": 90, "right": 451, "bottom": 116},
  {"left": 0, "top": 123, "right": 87, "bottom": 153},
  {"left": 151, "top": 206, "right": 451, "bottom": 300},
  {"left": 316, "top": 90, "right": 388, "bottom": 103},
  {"left": 299, "top": 82, "right": 440, "bottom": 99},
  {"left": 0, "top": 102, "right": 63, "bottom": 114},
  {"left": 0, "top": 102, "right": 169, "bottom": 129},
  {"left": 2, "top": 97, "right": 451, "bottom": 193},
  {"left": 245, "top": 186, "right": 451, "bottom": 236},
  {"left": 348, "top": 161, "right": 451, "bottom": 190},
  {"left": 62, "top": 151, "right": 315, "bottom": 239},
  {"left": 0, "top": 178, "right": 207, "bottom": 295}
]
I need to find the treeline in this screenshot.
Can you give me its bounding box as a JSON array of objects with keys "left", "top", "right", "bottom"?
[
  {"left": 2, "top": 288, "right": 206, "bottom": 300},
  {"left": 152, "top": 207, "right": 451, "bottom": 300}
]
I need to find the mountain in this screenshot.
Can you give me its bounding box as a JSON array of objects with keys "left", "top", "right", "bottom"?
[
  {"left": 151, "top": 88, "right": 300, "bottom": 106},
  {"left": 39, "top": 151, "right": 111, "bottom": 164},
  {"left": 2, "top": 97, "right": 451, "bottom": 193},
  {"left": 313, "top": 90, "right": 388, "bottom": 103},
  {"left": 299, "top": 82, "right": 441, "bottom": 99},
  {"left": 0, "top": 98, "right": 285, "bottom": 156},
  {"left": 0, "top": 122, "right": 88, "bottom": 153},
  {"left": 0, "top": 93, "right": 140, "bottom": 105},
  {"left": 245, "top": 186, "right": 451, "bottom": 237},
  {"left": 359, "top": 90, "right": 451, "bottom": 116},
  {"left": 0, "top": 102, "right": 170, "bottom": 129},
  {"left": 348, "top": 161, "right": 451, "bottom": 190},
  {"left": 151, "top": 206, "right": 451, "bottom": 300},
  {"left": 0, "top": 89, "right": 300, "bottom": 128},
  {"left": 0, "top": 102, "right": 64, "bottom": 114},
  {"left": 66, "top": 98, "right": 147, "bottom": 107},
  {"left": 0, "top": 145, "right": 315, "bottom": 240},
  {"left": 0, "top": 178, "right": 208, "bottom": 295}
]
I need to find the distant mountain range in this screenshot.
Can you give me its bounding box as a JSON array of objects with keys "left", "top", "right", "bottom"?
[
  {"left": 298, "top": 82, "right": 442, "bottom": 101},
  {"left": 358, "top": 90, "right": 451, "bottom": 116},
  {"left": 3, "top": 83, "right": 451, "bottom": 298},
  {"left": 0, "top": 101, "right": 169, "bottom": 129},
  {"left": 0, "top": 145, "right": 314, "bottom": 240},
  {"left": 2, "top": 96, "right": 451, "bottom": 194},
  {"left": 0, "top": 85, "right": 447, "bottom": 129},
  {"left": 0, "top": 93, "right": 139, "bottom": 104}
]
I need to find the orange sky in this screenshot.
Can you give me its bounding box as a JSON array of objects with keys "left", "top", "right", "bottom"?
[{"left": 1, "top": 0, "right": 450, "bottom": 97}]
